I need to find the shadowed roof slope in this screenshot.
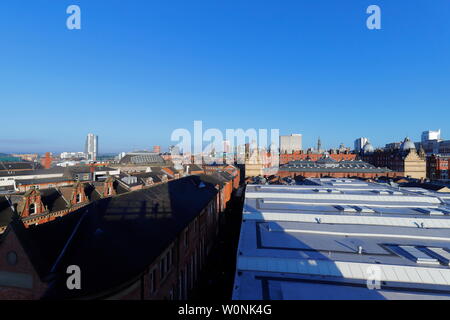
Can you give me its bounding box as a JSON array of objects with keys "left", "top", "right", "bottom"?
[{"left": 12, "top": 175, "right": 218, "bottom": 299}]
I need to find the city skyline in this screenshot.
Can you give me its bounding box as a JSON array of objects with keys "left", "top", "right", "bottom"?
[
  {"left": 0, "top": 128, "right": 445, "bottom": 155},
  {"left": 1, "top": 0, "right": 449, "bottom": 153},
  {"left": 2, "top": 0, "right": 450, "bottom": 304}
]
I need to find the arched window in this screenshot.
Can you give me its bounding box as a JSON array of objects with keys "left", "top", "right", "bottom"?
[{"left": 29, "top": 203, "right": 36, "bottom": 215}]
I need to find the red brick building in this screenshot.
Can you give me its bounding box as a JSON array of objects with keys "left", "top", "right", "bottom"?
[
  {"left": 40, "top": 153, "right": 53, "bottom": 169},
  {"left": 0, "top": 178, "right": 120, "bottom": 233},
  {"left": 0, "top": 174, "right": 240, "bottom": 300},
  {"left": 427, "top": 155, "right": 450, "bottom": 180},
  {"left": 153, "top": 146, "right": 161, "bottom": 154},
  {"left": 360, "top": 141, "right": 427, "bottom": 179}
]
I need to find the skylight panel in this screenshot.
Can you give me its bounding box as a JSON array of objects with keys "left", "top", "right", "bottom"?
[
  {"left": 415, "top": 208, "right": 446, "bottom": 216},
  {"left": 353, "top": 206, "right": 375, "bottom": 213},
  {"left": 334, "top": 205, "right": 358, "bottom": 213},
  {"left": 371, "top": 190, "right": 390, "bottom": 195},
  {"left": 399, "top": 246, "right": 440, "bottom": 265},
  {"left": 424, "top": 247, "right": 450, "bottom": 266}
]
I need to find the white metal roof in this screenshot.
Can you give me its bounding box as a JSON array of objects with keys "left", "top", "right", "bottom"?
[{"left": 234, "top": 178, "right": 450, "bottom": 300}]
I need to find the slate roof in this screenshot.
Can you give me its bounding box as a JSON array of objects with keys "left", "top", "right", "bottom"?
[
  {"left": 119, "top": 154, "right": 165, "bottom": 165},
  {"left": 280, "top": 159, "right": 391, "bottom": 173},
  {"left": 15, "top": 177, "right": 74, "bottom": 186},
  {"left": 197, "top": 173, "right": 228, "bottom": 187},
  {"left": 0, "top": 162, "right": 41, "bottom": 172},
  {"left": 133, "top": 172, "right": 163, "bottom": 183},
  {"left": 11, "top": 175, "right": 219, "bottom": 299},
  {"left": 183, "top": 164, "right": 204, "bottom": 172},
  {"left": 0, "top": 196, "right": 14, "bottom": 228},
  {"left": 0, "top": 167, "right": 66, "bottom": 178},
  {"left": 40, "top": 189, "right": 69, "bottom": 212}
]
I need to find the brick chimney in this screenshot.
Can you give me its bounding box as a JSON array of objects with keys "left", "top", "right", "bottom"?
[{"left": 40, "top": 152, "right": 53, "bottom": 169}]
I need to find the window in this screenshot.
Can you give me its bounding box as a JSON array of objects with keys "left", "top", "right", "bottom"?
[
  {"left": 160, "top": 247, "right": 173, "bottom": 281},
  {"left": 179, "top": 269, "right": 186, "bottom": 300},
  {"left": 149, "top": 268, "right": 156, "bottom": 295},
  {"left": 167, "top": 248, "right": 173, "bottom": 268},
  {"left": 76, "top": 194, "right": 82, "bottom": 203},
  {"left": 190, "top": 256, "right": 195, "bottom": 289},
  {"left": 184, "top": 229, "right": 189, "bottom": 248},
  {"left": 194, "top": 249, "right": 198, "bottom": 281},
  {"left": 160, "top": 257, "right": 166, "bottom": 279},
  {"left": 6, "top": 251, "right": 18, "bottom": 266},
  {"left": 29, "top": 203, "right": 36, "bottom": 215}
]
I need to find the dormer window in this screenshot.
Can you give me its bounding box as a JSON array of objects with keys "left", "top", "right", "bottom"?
[{"left": 29, "top": 203, "right": 36, "bottom": 215}]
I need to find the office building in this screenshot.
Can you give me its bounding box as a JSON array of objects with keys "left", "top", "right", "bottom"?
[
  {"left": 60, "top": 152, "right": 87, "bottom": 160},
  {"left": 422, "top": 130, "right": 442, "bottom": 143},
  {"left": 85, "top": 133, "right": 98, "bottom": 161},
  {"left": 280, "top": 134, "right": 303, "bottom": 154},
  {"left": 354, "top": 138, "right": 369, "bottom": 153},
  {"left": 362, "top": 137, "right": 427, "bottom": 179}
]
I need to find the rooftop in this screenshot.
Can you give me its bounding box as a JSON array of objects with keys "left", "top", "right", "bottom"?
[
  {"left": 233, "top": 178, "right": 450, "bottom": 300},
  {"left": 280, "top": 159, "right": 391, "bottom": 173},
  {"left": 10, "top": 175, "right": 219, "bottom": 299}
]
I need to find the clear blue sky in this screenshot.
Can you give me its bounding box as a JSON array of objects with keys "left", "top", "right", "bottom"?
[{"left": 1, "top": 0, "right": 449, "bottom": 154}]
